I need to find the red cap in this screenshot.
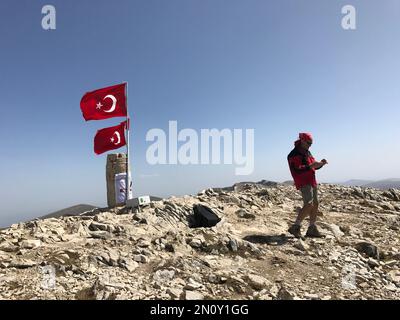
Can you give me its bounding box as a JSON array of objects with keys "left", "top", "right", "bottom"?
[{"left": 299, "top": 132, "right": 313, "bottom": 142}]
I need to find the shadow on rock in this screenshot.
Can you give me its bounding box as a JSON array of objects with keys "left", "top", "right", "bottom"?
[{"left": 243, "top": 234, "right": 288, "bottom": 246}]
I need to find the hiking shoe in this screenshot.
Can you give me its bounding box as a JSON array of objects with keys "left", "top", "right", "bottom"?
[
  {"left": 306, "top": 225, "right": 325, "bottom": 238},
  {"left": 288, "top": 224, "right": 302, "bottom": 238}
]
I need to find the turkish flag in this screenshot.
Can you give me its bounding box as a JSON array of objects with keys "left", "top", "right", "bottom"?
[
  {"left": 80, "top": 83, "right": 127, "bottom": 121},
  {"left": 94, "top": 121, "right": 127, "bottom": 155}
]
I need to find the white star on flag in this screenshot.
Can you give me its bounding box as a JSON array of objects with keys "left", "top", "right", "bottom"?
[{"left": 96, "top": 102, "right": 103, "bottom": 110}]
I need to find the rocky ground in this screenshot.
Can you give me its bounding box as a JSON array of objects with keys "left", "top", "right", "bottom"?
[{"left": 0, "top": 182, "right": 399, "bottom": 300}]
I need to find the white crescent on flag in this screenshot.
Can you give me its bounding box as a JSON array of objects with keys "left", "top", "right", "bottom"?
[
  {"left": 103, "top": 94, "right": 117, "bottom": 113},
  {"left": 111, "top": 131, "right": 121, "bottom": 145}
]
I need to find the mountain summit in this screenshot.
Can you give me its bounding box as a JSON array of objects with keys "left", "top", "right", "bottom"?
[{"left": 0, "top": 182, "right": 399, "bottom": 300}]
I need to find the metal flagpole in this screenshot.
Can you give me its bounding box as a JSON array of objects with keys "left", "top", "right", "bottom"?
[{"left": 125, "top": 81, "right": 130, "bottom": 205}]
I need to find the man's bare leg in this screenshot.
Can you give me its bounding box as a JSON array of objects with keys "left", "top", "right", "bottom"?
[
  {"left": 306, "top": 203, "right": 325, "bottom": 237},
  {"left": 309, "top": 203, "right": 318, "bottom": 226},
  {"left": 289, "top": 203, "right": 314, "bottom": 238},
  {"left": 294, "top": 203, "right": 313, "bottom": 225}
]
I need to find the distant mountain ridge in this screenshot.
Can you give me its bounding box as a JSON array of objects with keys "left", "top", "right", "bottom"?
[
  {"left": 340, "top": 178, "right": 400, "bottom": 190},
  {"left": 39, "top": 204, "right": 98, "bottom": 219},
  {"left": 39, "top": 196, "right": 164, "bottom": 221}
]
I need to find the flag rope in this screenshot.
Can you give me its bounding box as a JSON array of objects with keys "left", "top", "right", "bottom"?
[{"left": 125, "top": 81, "right": 130, "bottom": 205}]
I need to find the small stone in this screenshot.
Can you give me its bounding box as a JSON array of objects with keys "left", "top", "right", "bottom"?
[
  {"left": 208, "top": 274, "right": 220, "bottom": 284},
  {"left": 20, "top": 239, "right": 41, "bottom": 249},
  {"left": 9, "top": 258, "right": 37, "bottom": 269},
  {"left": 0, "top": 242, "right": 19, "bottom": 253},
  {"left": 235, "top": 209, "right": 256, "bottom": 219},
  {"left": 184, "top": 278, "right": 203, "bottom": 290},
  {"left": 367, "top": 258, "right": 380, "bottom": 268},
  {"left": 137, "top": 239, "right": 151, "bottom": 248},
  {"left": 275, "top": 286, "right": 295, "bottom": 300},
  {"left": 329, "top": 224, "right": 344, "bottom": 239},
  {"left": 246, "top": 274, "right": 270, "bottom": 291},
  {"left": 88, "top": 231, "right": 111, "bottom": 240},
  {"left": 153, "top": 269, "right": 175, "bottom": 284},
  {"left": 118, "top": 258, "right": 138, "bottom": 272},
  {"left": 385, "top": 283, "right": 397, "bottom": 292},
  {"left": 89, "top": 222, "right": 115, "bottom": 233},
  {"left": 329, "top": 251, "right": 341, "bottom": 263},
  {"left": 189, "top": 238, "right": 203, "bottom": 248},
  {"left": 95, "top": 251, "right": 111, "bottom": 265},
  {"left": 107, "top": 249, "right": 120, "bottom": 266},
  {"left": 381, "top": 203, "right": 395, "bottom": 211},
  {"left": 384, "top": 260, "right": 397, "bottom": 267},
  {"left": 293, "top": 239, "right": 309, "bottom": 252},
  {"left": 133, "top": 254, "right": 149, "bottom": 263},
  {"left": 304, "top": 293, "right": 320, "bottom": 300},
  {"left": 167, "top": 288, "right": 183, "bottom": 299},
  {"left": 165, "top": 243, "right": 175, "bottom": 252},
  {"left": 184, "top": 291, "right": 204, "bottom": 300},
  {"left": 229, "top": 239, "right": 238, "bottom": 252},
  {"left": 387, "top": 270, "right": 400, "bottom": 283}
]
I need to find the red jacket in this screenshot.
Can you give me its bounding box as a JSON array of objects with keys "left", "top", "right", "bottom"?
[{"left": 287, "top": 141, "right": 318, "bottom": 189}]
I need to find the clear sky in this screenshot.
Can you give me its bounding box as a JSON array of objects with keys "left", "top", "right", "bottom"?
[{"left": 1, "top": 0, "right": 399, "bottom": 227}]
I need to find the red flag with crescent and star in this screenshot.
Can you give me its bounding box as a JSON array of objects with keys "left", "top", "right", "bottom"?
[
  {"left": 94, "top": 121, "right": 127, "bottom": 155},
  {"left": 80, "top": 83, "right": 127, "bottom": 121}
]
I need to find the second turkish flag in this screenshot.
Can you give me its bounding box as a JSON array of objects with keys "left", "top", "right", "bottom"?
[
  {"left": 94, "top": 121, "right": 127, "bottom": 155},
  {"left": 80, "top": 83, "right": 127, "bottom": 121}
]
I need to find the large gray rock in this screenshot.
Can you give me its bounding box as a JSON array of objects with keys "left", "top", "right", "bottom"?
[{"left": 355, "top": 242, "right": 379, "bottom": 259}]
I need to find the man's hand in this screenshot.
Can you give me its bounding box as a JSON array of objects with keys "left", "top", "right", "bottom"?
[{"left": 309, "top": 160, "right": 327, "bottom": 169}]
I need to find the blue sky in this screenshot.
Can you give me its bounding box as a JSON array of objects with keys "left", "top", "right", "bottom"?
[{"left": 1, "top": 0, "right": 399, "bottom": 227}]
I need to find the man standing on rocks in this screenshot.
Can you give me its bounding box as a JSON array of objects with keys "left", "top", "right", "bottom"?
[{"left": 287, "top": 133, "right": 328, "bottom": 238}]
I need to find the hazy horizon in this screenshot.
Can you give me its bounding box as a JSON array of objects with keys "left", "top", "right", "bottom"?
[{"left": 1, "top": 1, "right": 400, "bottom": 228}]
